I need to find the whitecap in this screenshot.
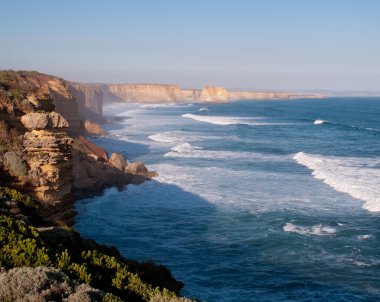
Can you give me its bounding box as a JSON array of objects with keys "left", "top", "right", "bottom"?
[
  {"left": 198, "top": 107, "right": 209, "bottom": 112},
  {"left": 165, "top": 143, "right": 288, "bottom": 162},
  {"left": 358, "top": 234, "right": 372, "bottom": 240},
  {"left": 283, "top": 222, "right": 336, "bottom": 236},
  {"left": 314, "top": 119, "right": 326, "bottom": 125},
  {"left": 293, "top": 152, "right": 380, "bottom": 212},
  {"left": 148, "top": 131, "right": 222, "bottom": 144},
  {"left": 182, "top": 113, "right": 286, "bottom": 126}
]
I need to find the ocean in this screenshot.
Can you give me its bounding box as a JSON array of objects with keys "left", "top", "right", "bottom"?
[{"left": 75, "top": 98, "right": 380, "bottom": 302}]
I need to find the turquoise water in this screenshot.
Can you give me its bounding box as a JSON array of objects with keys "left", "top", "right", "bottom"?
[{"left": 75, "top": 98, "right": 380, "bottom": 301}]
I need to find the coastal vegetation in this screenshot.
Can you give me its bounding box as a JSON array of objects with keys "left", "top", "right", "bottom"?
[{"left": 0, "top": 187, "right": 191, "bottom": 302}]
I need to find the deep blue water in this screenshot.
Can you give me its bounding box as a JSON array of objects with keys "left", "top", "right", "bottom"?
[{"left": 75, "top": 98, "right": 380, "bottom": 301}]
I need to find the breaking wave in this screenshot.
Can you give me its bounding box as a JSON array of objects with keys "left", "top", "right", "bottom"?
[
  {"left": 165, "top": 143, "right": 288, "bottom": 162},
  {"left": 314, "top": 119, "right": 326, "bottom": 125},
  {"left": 293, "top": 152, "right": 380, "bottom": 212},
  {"left": 182, "top": 113, "right": 287, "bottom": 126}
]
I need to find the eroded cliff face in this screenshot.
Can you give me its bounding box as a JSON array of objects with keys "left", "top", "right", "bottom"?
[
  {"left": 99, "top": 83, "right": 324, "bottom": 103},
  {"left": 107, "top": 84, "right": 183, "bottom": 103},
  {"left": 0, "top": 71, "right": 75, "bottom": 224},
  {"left": 0, "top": 71, "right": 157, "bottom": 224},
  {"left": 68, "top": 83, "right": 104, "bottom": 123},
  {"left": 199, "top": 86, "right": 229, "bottom": 102}
]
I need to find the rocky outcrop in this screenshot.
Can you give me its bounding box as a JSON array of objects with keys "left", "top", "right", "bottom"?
[
  {"left": 109, "top": 152, "right": 127, "bottom": 170},
  {"left": 0, "top": 70, "right": 156, "bottom": 224},
  {"left": 84, "top": 120, "right": 105, "bottom": 136},
  {"left": 20, "top": 112, "right": 69, "bottom": 131},
  {"left": 71, "top": 137, "right": 156, "bottom": 198},
  {"left": 0, "top": 71, "right": 76, "bottom": 224}
]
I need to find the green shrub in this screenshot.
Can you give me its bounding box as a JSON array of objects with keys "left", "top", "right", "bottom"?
[
  {"left": 0, "top": 186, "right": 38, "bottom": 208},
  {"left": 0, "top": 214, "right": 185, "bottom": 302}
]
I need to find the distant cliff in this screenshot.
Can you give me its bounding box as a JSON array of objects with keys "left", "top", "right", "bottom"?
[{"left": 96, "top": 83, "right": 324, "bottom": 103}]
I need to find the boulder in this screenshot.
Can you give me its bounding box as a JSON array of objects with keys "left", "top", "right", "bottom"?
[
  {"left": 20, "top": 112, "right": 68, "bottom": 130},
  {"left": 48, "top": 112, "right": 69, "bottom": 128},
  {"left": 84, "top": 120, "right": 105, "bottom": 136},
  {"left": 109, "top": 152, "right": 127, "bottom": 170},
  {"left": 20, "top": 112, "right": 49, "bottom": 130},
  {"left": 4, "top": 151, "right": 27, "bottom": 177},
  {"left": 125, "top": 162, "right": 148, "bottom": 177}
]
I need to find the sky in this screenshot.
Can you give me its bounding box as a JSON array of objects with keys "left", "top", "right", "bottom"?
[{"left": 0, "top": 0, "right": 379, "bottom": 91}]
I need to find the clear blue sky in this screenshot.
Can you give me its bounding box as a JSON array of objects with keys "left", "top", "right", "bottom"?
[{"left": 1, "top": 0, "right": 379, "bottom": 91}]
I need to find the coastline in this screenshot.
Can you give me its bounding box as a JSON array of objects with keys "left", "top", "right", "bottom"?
[{"left": 0, "top": 70, "right": 193, "bottom": 301}]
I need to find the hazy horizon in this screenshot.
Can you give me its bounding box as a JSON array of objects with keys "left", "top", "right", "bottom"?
[{"left": 1, "top": 0, "right": 379, "bottom": 91}]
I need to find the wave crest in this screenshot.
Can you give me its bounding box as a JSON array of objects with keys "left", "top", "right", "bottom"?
[
  {"left": 293, "top": 152, "right": 380, "bottom": 212},
  {"left": 182, "top": 113, "right": 288, "bottom": 126}
]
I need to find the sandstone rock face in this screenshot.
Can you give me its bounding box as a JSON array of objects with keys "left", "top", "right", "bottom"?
[
  {"left": 53, "top": 93, "right": 84, "bottom": 137},
  {"left": 0, "top": 71, "right": 76, "bottom": 224},
  {"left": 48, "top": 112, "right": 69, "bottom": 128},
  {"left": 106, "top": 84, "right": 183, "bottom": 103},
  {"left": 98, "top": 83, "right": 324, "bottom": 104},
  {"left": 71, "top": 137, "right": 131, "bottom": 197},
  {"left": 199, "top": 86, "right": 229, "bottom": 102},
  {"left": 109, "top": 152, "right": 127, "bottom": 170},
  {"left": 4, "top": 151, "right": 27, "bottom": 178},
  {"left": 20, "top": 112, "right": 68, "bottom": 130},
  {"left": 68, "top": 83, "right": 104, "bottom": 123},
  {"left": 20, "top": 112, "right": 49, "bottom": 130}
]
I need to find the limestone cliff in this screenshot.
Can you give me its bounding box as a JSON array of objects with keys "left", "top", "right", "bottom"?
[
  {"left": 107, "top": 83, "right": 183, "bottom": 103},
  {"left": 228, "top": 91, "right": 325, "bottom": 100},
  {"left": 0, "top": 71, "right": 154, "bottom": 224},
  {"left": 98, "top": 83, "right": 324, "bottom": 103},
  {"left": 0, "top": 71, "right": 75, "bottom": 224},
  {"left": 199, "top": 86, "right": 229, "bottom": 102}
]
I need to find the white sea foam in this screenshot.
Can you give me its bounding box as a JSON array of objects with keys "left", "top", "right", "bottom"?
[
  {"left": 293, "top": 152, "right": 380, "bottom": 212},
  {"left": 148, "top": 131, "right": 222, "bottom": 144},
  {"left": 198, "top": 107, "right": 209, "bottom": 112},
  {"left": 165, "top": 143, "right": 288, "bottom": 162},
  {"left": 358, "top": 234, "right": 372, "bottom": 240},
  {"left": 182, "top": 113, "right": 285, "bottom": 126},
  {"left": 283, "top": 223, "right": 336, "bottom": 236},
  {"left": 314, "top": 119, "right": 326, "bottom": 125}
]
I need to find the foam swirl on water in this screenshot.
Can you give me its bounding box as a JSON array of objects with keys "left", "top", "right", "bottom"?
[
  {"left": 293, "top": 152, "right": 380, "bottom": 212},
  {"left": 283, "top": 223, "right": 336, "bottom": 236},
  {"left": 165, "top": 143, "right": 288, "bottom": 162}
]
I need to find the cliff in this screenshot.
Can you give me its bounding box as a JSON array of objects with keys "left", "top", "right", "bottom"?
[
  {"left": 0, "top": 71, "right": 190, "bottom": 301},
  {"left": 199, "top": 86, "right": 229, "bottom": 102},
  {"left": 98, "top": 83, "right": 324, "bottom": 104},
  {"left": 68, "top": 83, "right": 105, "bottom": 123},
  {"left": 0, "top": 71, "right": 76, "bottom": 224},
  {"left": 0, "top": 70, "right": 154, "bottom": 224},
  {"left": 107, "top": 83, "right": 184, "bottom": 103}
]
